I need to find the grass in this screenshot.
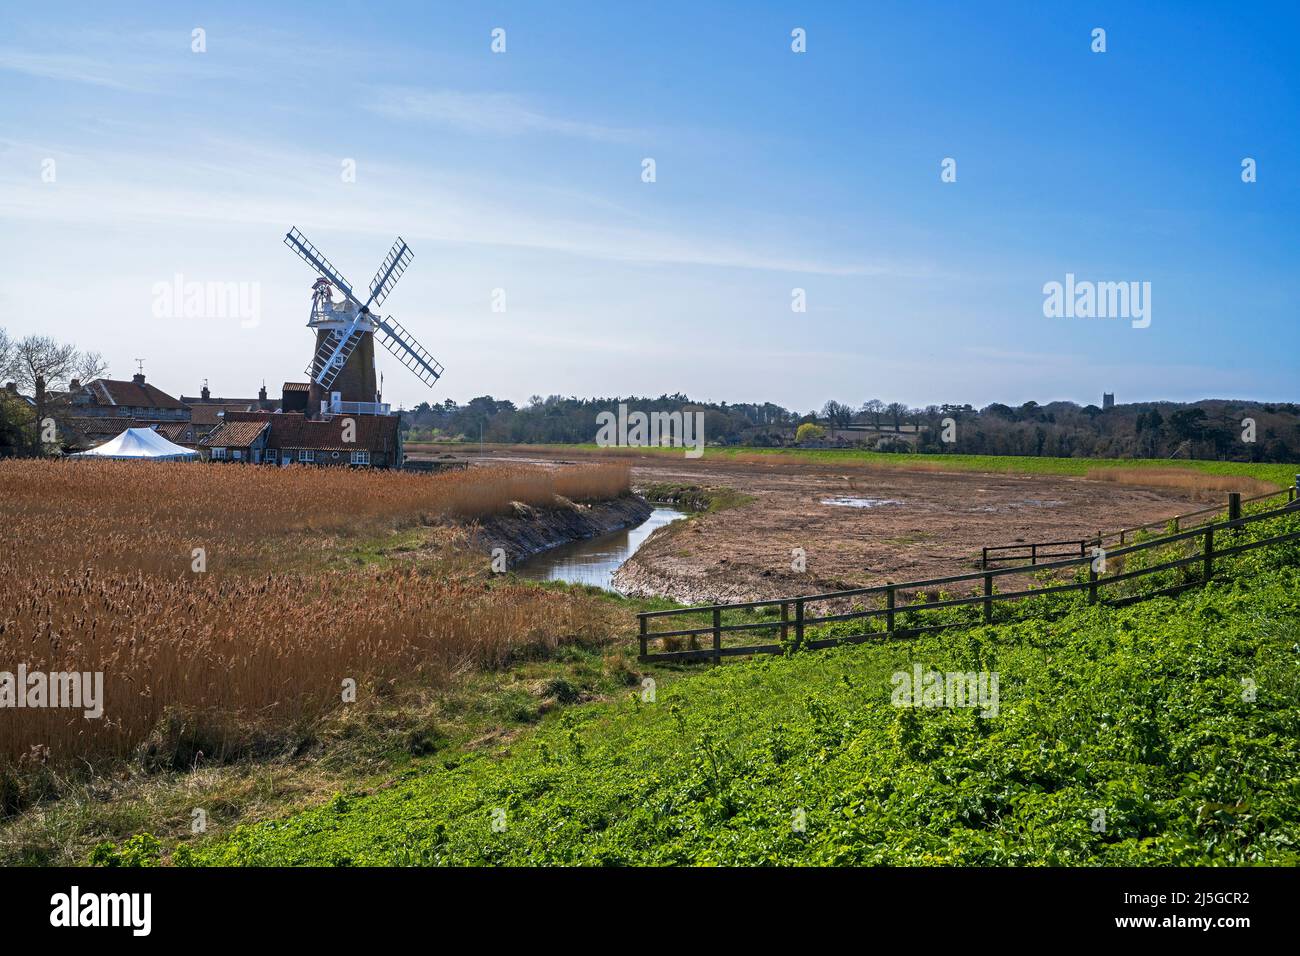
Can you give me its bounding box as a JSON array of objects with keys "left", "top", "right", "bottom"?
[
  {"left": 636, "top": 481, "right": 755, "bottom": 513},
  {"left": 164, "top": 539, "right": 1300, "bottom": 866},
  {"left": 484, "top": 442, "right": 1298, "bottom": 489}
]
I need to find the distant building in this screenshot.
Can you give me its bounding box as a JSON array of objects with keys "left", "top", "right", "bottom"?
[
  {"left": 64, "top": 374, "right": 189, "bottom": 420},
  {"left": 204, "top": 410, "right": 403, "bottom": 468},
  {"left": 199, "top": 418, "right": 271, "bottom": 463},
  {"left": 52, "top": 375, "right": 196, "bottom": 451},
  {"left": 1102, "top": 392, "right": 1115, "bottom": 410},
  {"left": 64, "top": 417, "right": 196, "bottom": 449},
  {"left": 180, "top": 381, "right": 280, "bottom": 440}
]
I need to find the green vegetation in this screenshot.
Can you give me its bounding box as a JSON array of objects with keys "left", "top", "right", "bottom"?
[
  {"left": 637, "top": 481, "right": 755, "bottom": 513},
  {"left": 795, "top": 422, "right": 828, "bottom": 444},
  {"left": 566, "top": 444, "right": 1298, "bottom": 488},
  {"left": 154, "top": 514, "right": 1300, "bottom": 867}
]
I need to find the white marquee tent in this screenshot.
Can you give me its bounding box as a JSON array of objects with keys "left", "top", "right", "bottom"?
[{"left": 70, "top": 426, "right": 199, "bottom": 461}]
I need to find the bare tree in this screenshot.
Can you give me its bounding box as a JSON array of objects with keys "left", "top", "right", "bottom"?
[
  {"left": 77, "top": 350, "right": 107, "bottom": 383},
  {"left": 9, "top": 334, "right": 104, "bottom": 454},
  {"left": 0, "top": 327, "right": 14, "bottom": 383},
  {"left": 12, "top": 335, "right": 79, "bottom": 393},
  {"left": 821, "top": 400, "right": 854, "bottom": 427},
  {"left": 862, "top": 399, "right": 886, "bottom": 429}
]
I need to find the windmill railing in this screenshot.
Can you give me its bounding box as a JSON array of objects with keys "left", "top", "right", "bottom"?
[{"left": 637, "top": 502, "right": 1300, "bottom": 664}]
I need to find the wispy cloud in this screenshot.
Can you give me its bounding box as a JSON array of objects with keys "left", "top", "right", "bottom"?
[
  {"left": 366, "top": 87, "right": 641, "bottom": 143},
  {"left": 0, "top": 50, "right": 141, "bottom": 90},
  {"left": 0, "top": 136, "right": 923, "bottom": 279}
]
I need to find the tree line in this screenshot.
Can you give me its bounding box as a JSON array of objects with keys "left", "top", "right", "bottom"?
[{"left": 404, "top": 394, "right": 1300, "bottom": 463}]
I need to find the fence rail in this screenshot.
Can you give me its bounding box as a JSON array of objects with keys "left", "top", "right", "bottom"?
[
  {"left": 980, "top": 485, "right": 1299, "bottom": 569},
  {"left": 637, "top": 501, "right": 1300, "bottom": 664}
]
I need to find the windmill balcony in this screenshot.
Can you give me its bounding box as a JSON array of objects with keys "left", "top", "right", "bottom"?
[{"left": 320, "top": 398, "right": 392, "bottom": 417}]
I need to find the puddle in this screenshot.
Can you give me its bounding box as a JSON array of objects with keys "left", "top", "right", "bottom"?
[
  {"left": 821, "top": 497, "right": 902, "bottom": 508},
  {"left": 514, "top": 506, "right": 687, "bottom": 592}
]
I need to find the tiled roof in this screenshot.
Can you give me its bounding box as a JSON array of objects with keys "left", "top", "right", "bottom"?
[
  {"left": 187, "top": 402, "right": 257, "bottom": 427},
  {"left": 153, "top": 421, "right": 198, "bottom": 445},
  {"left": 223, "top": 411, "right": 400, "bottom": 453},
  {"left": 81, "top": 378, "right": 187, "bottom": 410},
  {"left": 281, "top": 382, "right": 310, "bottom": 392},
  {"left": 201, "top": 419, "right": 270, "bottom": 448},
  {"left": 64, "top": 418, "right": 195, "bottom": 446}
]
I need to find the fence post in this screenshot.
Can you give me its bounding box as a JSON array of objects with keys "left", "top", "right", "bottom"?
[
  {"left": 1119, "top": 529, "right": 1126, "bottom": 545},
  {"left": 794, "top": 599, "right": 805, "bottom": 651},
  {"left": 1203, "top": 526, "right": 1214, "bottom": 583},
  {"left": 886, "top": 583, "right": 895, "bottom": 634},
  {"left": 1228, "top": 492, "right": 1241, "bottom": 523},
  {"left": 712, "top": 607, "right": 722, "bottom": 666},
  {"left": 1173, "top": 516, "right": 1180, "bottom": 533},
  {"left": 780, "top": 601, "right": 789, "bottom": 646},
  {"left": 981, "top": 547, "right": 987, "bottom": 570},
  {"left": 1030, "top": 543, "right": 1037, "bottom": 566},
  {"left": 1088, "top": 562, "right": 1098, "bottom": 605},
  {"left": 982, "top": 573, "right": 993, "bottom": 623},
  {"left": 638, "top": 615, "right": 648, "bottom": 660}
]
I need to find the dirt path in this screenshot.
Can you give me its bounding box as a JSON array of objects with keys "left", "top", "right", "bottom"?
[{"left": 458, "top": 448, "right": 1211, "bottom": 605}]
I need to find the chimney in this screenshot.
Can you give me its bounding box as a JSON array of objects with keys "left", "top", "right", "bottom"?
[
  {"left": 4, "top": 381, "right": 16, "bottom": 394},
  {"left": 35, "top": 374, "right": 45, "bottom": 405},
  {"left": 258, "top": 382, "right": 267, "bottom": 401},
  {"left": 132, "top": 372, "right": 146, "bottom": 386},
  {"left": 200, "top": 382, "right": 210, "bottom": 401},
  {"left": 69, "top": 378, "right": 80, "bottom": 391}
]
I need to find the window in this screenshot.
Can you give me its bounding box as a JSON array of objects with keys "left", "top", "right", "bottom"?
[
  {"left": 265, "top": 448, "right": 278, "bottom": 463},
  {"left": 232, "top": 449, "right": 242, "bottom": 460},
  {"left": 118, "top": 407, "right": 129, "bottom": 417},
  {"left": 299, "top": 449, "right": 315, "bottom": 463},
  {"left": 351, "top": 450, "right": 370, "bottom": 465},
  {"left": 211, "top": 447, "right": 226, "bottom": 460}
]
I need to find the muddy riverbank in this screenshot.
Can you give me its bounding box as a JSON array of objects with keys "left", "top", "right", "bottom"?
[{"left": 470, "top": 494, "right": 653, "bottom": 569}]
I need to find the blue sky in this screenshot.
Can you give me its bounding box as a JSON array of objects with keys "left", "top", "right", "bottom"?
[{"left": 1, "top": 0, "right": 1295, "bottom": 412}]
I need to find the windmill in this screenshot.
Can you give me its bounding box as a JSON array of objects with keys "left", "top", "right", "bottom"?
[{"left": 283, "top": 227, "right": 444, "bottom": 415}]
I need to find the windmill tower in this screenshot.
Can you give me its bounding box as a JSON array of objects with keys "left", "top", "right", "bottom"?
[{"left": 284, "top": 227, "right": 444, "bottom": 416}]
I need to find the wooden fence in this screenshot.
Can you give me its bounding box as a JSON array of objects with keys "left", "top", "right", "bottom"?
[
  {"left": 981, "top": 486, "right": 1299, "bottom": 569},
  {"left": 637, "top": 501, "right": 1300, "bottom": 664}
]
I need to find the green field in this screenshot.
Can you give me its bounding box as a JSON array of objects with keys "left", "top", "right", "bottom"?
[
  {"left": 440, "top": 441, "right": 1299, "bottom": 489},
  {"left": 128, "top": 512, "right": 1300, "bottom": 868}
]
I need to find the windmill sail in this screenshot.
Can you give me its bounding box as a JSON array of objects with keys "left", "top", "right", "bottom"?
[
  {"left": 376, "top": 316, "right": 444, "bottom": 388},
  {"left": 284, "top": 228, "right": 362, "bottom": 308},
  {"left": 365, "top": 238, "right": 412, "bottom": 310}
]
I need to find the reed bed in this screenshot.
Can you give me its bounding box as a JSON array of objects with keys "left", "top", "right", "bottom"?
[
  {"left": 1083, "top": 467, "right": 1278, "bottom": 499},
  {"left": 0, "top": 459, "right": 629, "bottom": 770}
]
